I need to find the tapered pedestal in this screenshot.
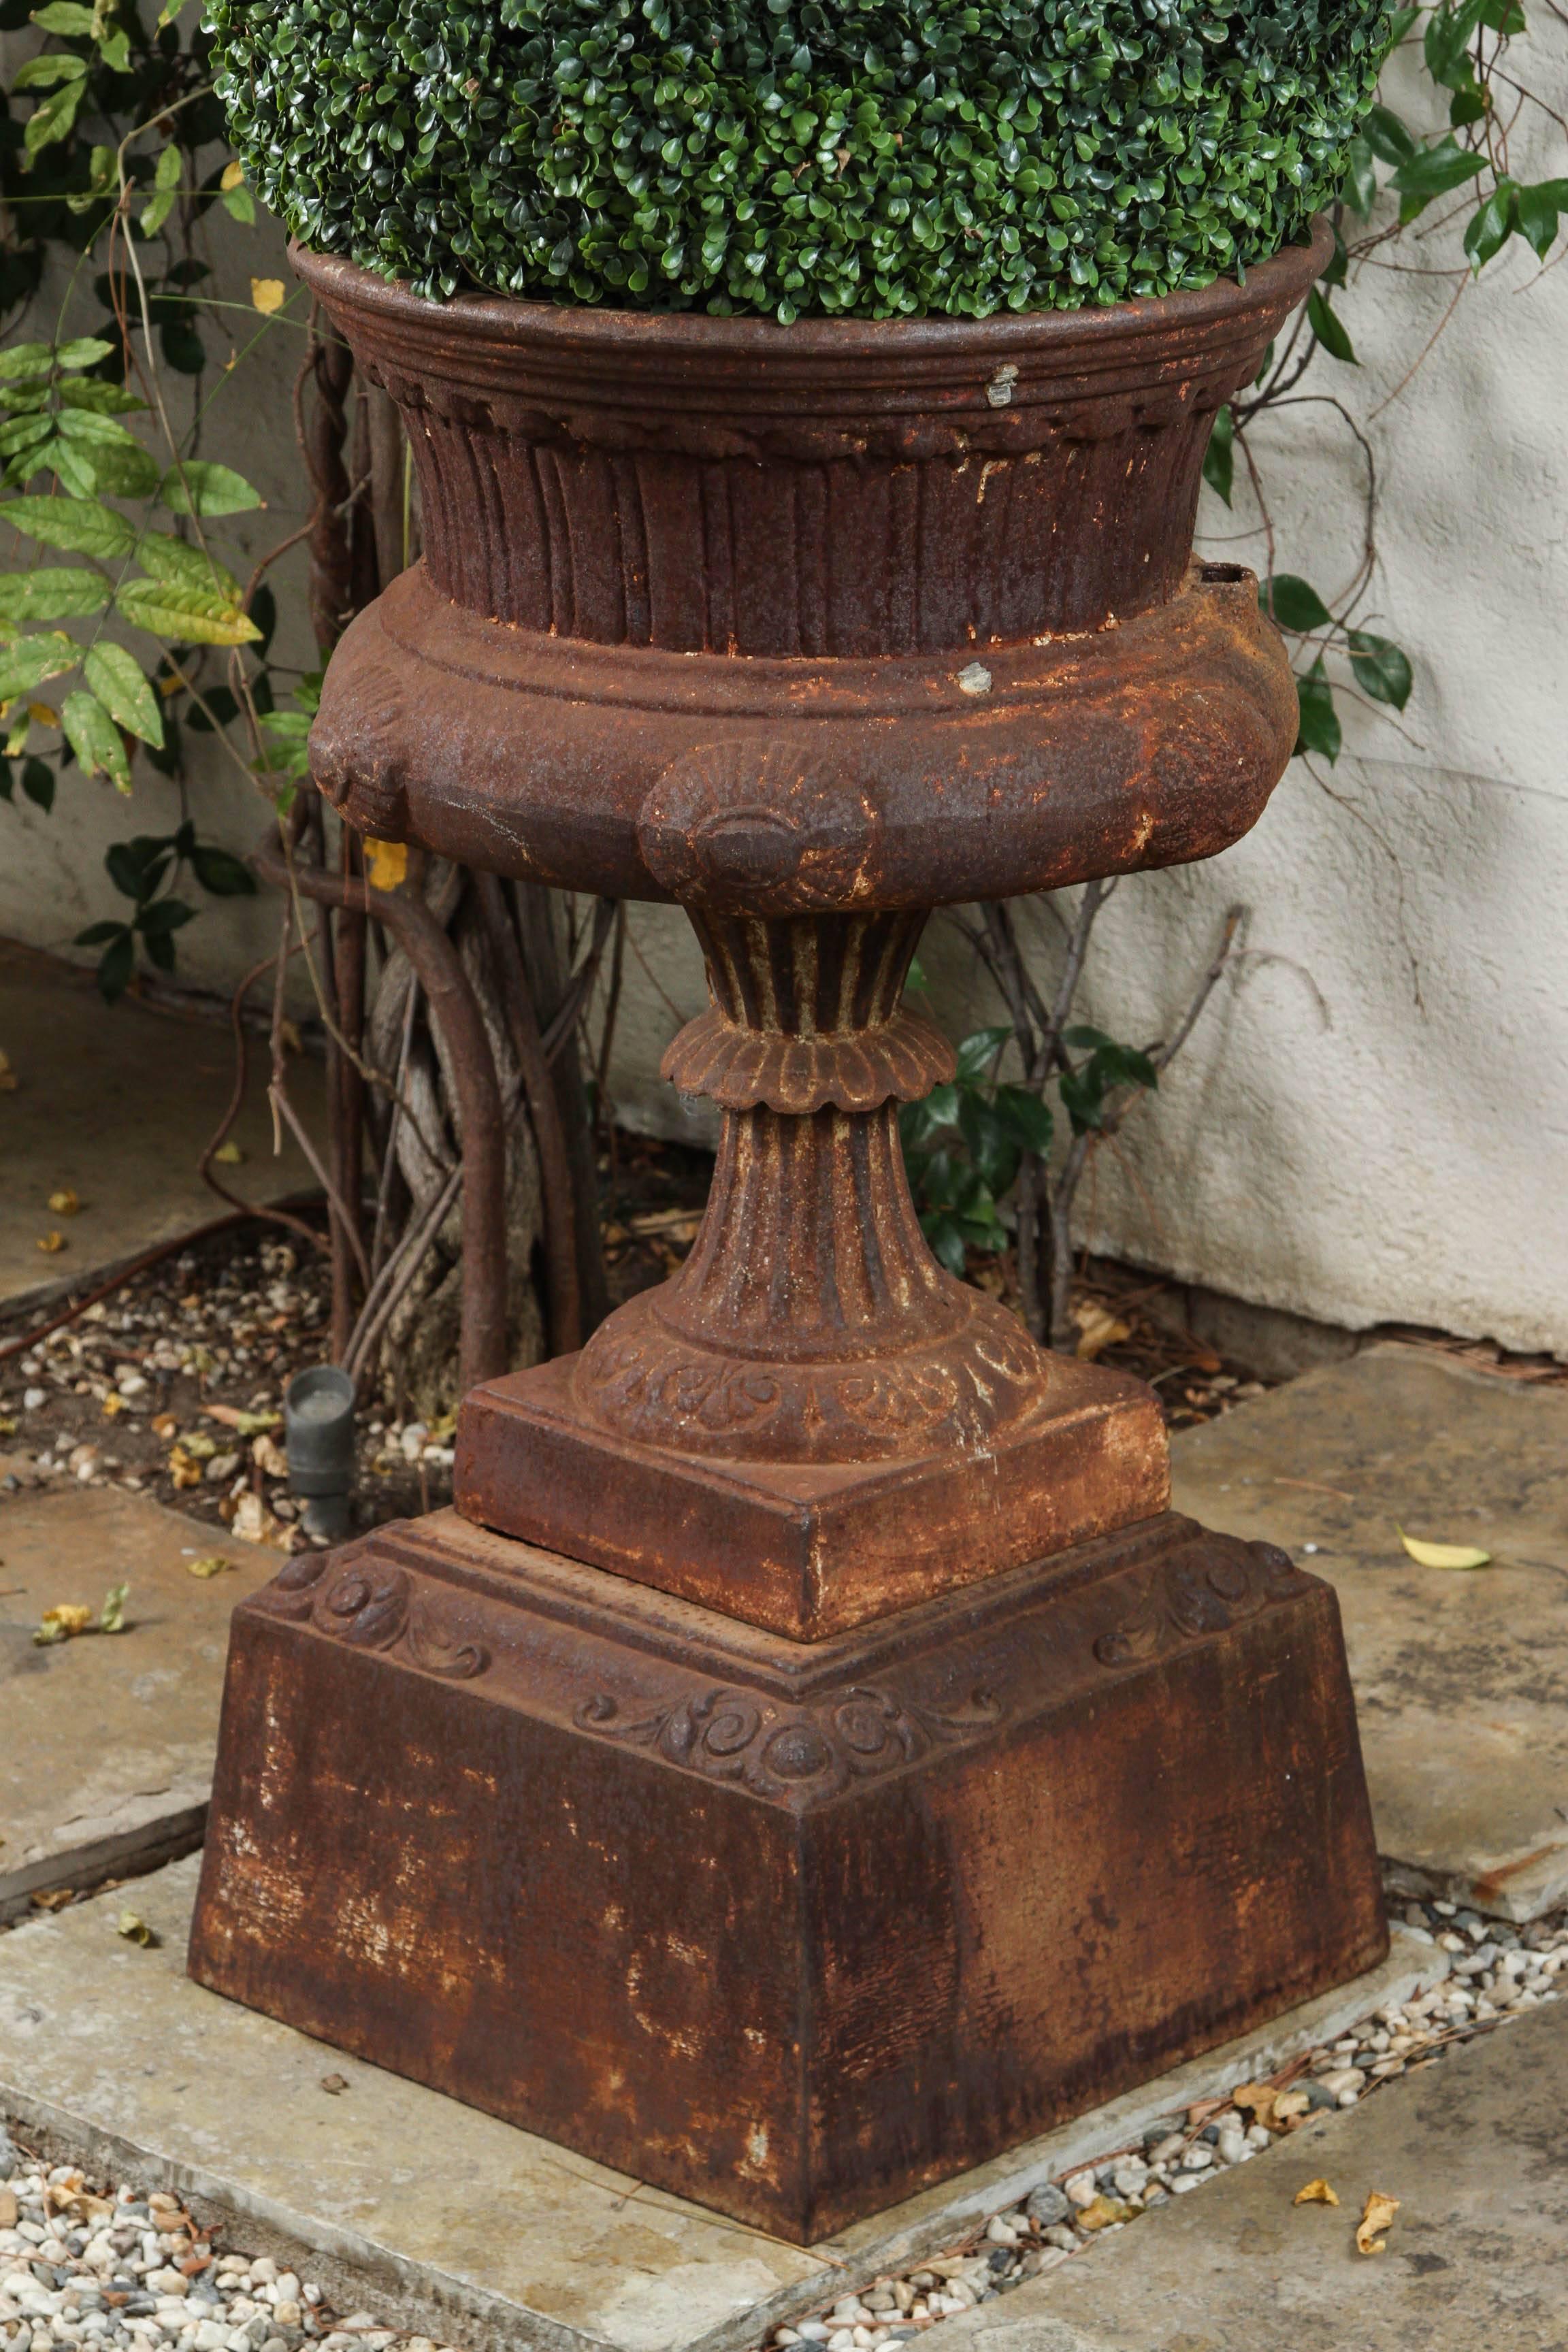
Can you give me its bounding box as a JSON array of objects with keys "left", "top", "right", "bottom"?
[{"left": 189, "top": 1506, "right": 1387, "bottom": 2242}]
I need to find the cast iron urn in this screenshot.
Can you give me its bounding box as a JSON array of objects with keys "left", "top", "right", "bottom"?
[{"left": 190, "top": 219, "right": 1387, "bottom": 2243}]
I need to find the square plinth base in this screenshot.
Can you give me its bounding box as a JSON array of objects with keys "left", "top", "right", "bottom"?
[
  {"left": 189, "top": 1505, "right": 1387, "bottom": 2243},
  {"left": 454, "top": 1353, "right": 1169, "bottom": 1638}
]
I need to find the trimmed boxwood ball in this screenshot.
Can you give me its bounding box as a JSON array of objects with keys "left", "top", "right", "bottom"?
[{"left": 210, "top": 0, "right": 1392, "bottom": 318}]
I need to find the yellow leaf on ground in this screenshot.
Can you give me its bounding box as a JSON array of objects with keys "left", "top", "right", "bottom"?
[
  {"left": 1076, "top": 2195, "right": 1137, "bottom": 2232},
  {"left": 1230, "top": 2082, "right": 1277, "bottom": 2126},
  {"left": 364, "top": 836, "right": 408, "bottom": 891},
  {"left": 1356, "top": 2191, "right": 1400, "bottom": 2255},
  {"left": 186, "top": 1554, "right": 232, "bottom": 1580},
  {"left": 252, "top": 1432, "right": 289, "bottom": 1478},
  {"left": 1293, "top": 2178, "right": 1339, "bottom": 2208},
  {"left": 167, "top": 1445, "right": 204, "bottom": 1490},
  {"left": 103, "top": 1393, "right": 127, "bottom": 1418},
  {"left": 1398, "top": 1528, "right": 1491, "bottom": 1570},
  {"left": 47, "top": 1187, "right": 81, "bottom": 1215},
  {"left": 212, "top": 1139, "right": 245, "bottom": 1165},
  {"left": 250, "top": 276, "right": 286, "bottom": 315},
  {"left": 220, "top": 159, "right": 244, "bottom": 191},
  {"left": 1073, "top": 1301, "right": 1132, "bottom": 1360},
  {"left": 116, "top": 1910, "right": 159, "bottom": 1948},
  {"left": 99, "top": 1583, "right": 128, "bottom": 1633},
  {"left": 33, "top": 1603, "right": 93, "bottom": 1646},
  {"left": 36, "top": 1230, "right": 66, "bottom": 1254}
]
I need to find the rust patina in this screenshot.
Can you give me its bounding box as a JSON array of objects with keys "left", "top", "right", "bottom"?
[{"left": 189, "top": 218, "right": 1388, "bottom": 2240}]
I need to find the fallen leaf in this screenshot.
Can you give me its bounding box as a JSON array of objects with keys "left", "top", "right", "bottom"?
[
  {"left": 231, "top": 1489, "right": 287, "bottom": 1547},
  {"left": 252, "top": 1432, "right": 289, "bottom": 1478},
  {"left": 0, "top": 1049, "right": 16, "bottom": 1092},
  {"left": 151, "top": 1413, "right": 178, "bottom": 1439},
  {"left": 205, "top": 1404, "right": 281, "bottom": 1435},
  {"left": 47, "top": 1188, "right": 82, "bottom": 1215},
  {"left": 116, "top": 1909, "right": 159, "bottom": 1948},
  {"left": 1073, "top": 1301, "right": 1132, "bottom": 1361},
  {"left": 103, "top": 1393, "right": 127, "bottom": 1418},
  {"left": 33, "top": 1602, "right": 93, "bottom": 1646},
  {"left": 320, "top": 2072, "right": 349, "bottom": 2095},
  {"left": 99, "top": 1582, "right": 129, "bottom": 1633},
  {"left": 1273, "top": 2087, "right": 1311, "bottom": 2125},
  {"left": 212, "top": 1140, "right": 245, "bottom": 1165},
  {"left": 1230, "top": 2082, "right": 1278, "bottom": 2128},
  {"left": 0, "top": 2189, "right": 16, "bottom": 2227},
  {"left": 363, "top": 836, "right": 408, "bottom": 891},
  {"left": 250, "top": 276, "right": 286, "bottom": 315},
  {"left": 0, "top": 1416, "right": 14, "bottom": 1437},
  {"left": 36, "top": 1230, "right": 67, "bottom": 1254},
  {"left": 1398, "top": 1528, "right": 1491, "bottom": 1571},
  {"left": 178, "top": 1431, "right": 219, "bottom": 1460},
  {"left": 1294, "top": 2178, "right": 1340, "bottom": 2207},
  {"left": 167, "top": 1445, "right": 204, "bottom": 1490},
  {"left": 280, "top": 1019, "right": 303, "bottom": 1054},
  {"left": 1356, "top": 2191, "right": 1400, "bottom": 2255},
  {"left": 186, "top": 1555, "right": 233, "bottom": 1580},
  {"left": 1076, "top": 2195, "right": 1136, "bottom": 2232},
  {"left": 30, "top": 1887, "right": 75, "bottom": 1910}
]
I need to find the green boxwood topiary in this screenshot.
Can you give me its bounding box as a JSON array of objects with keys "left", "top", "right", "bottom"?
[{"left": 210, "top": 0, "right": 1392, "bottom": 318}]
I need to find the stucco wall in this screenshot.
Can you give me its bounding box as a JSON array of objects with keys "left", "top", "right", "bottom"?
[{"left": 4, "top": 31, "right": 1565, "bottom": 1350}]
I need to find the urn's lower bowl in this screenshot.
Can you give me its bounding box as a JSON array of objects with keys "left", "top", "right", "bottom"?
[{"left": 310, "top": 557, "right": 1296, "bottom": 912}]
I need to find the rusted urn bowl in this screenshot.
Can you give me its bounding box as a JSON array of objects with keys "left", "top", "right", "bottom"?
[{"left": 303, "top": 223, "right": 1328, "bottom": 918}]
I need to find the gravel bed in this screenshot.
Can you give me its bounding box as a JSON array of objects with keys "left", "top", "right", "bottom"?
[
  {"left": 764, "top": 1894, "right": 1568, "bottom": 2350},
  {"left": 0, "top": 1229, "right": 453, "bottom": 1541},
  {"left": 3, "top": 1897, "right": 1561, "bottom": 2352},
  {"left": 0, "top": 2141, "right": 451, "bottom": 2352}
]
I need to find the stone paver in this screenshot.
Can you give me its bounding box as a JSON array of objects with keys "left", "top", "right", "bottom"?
[
  {"left": 0, "top": 1862, "right": 1443, "bottom": 2352},
  {"left": 1171, "top": 1344, "right": 1568, "bottom": 1920},
  {"left": 0, "top": 1486, "right": 273, "bottom": 1918},
  {"left": 935, "top": 1995, "right": 1568, "bottom": 2351},
  {"left": 0, "top": 937, "right": 325, "bottom": 1308}
]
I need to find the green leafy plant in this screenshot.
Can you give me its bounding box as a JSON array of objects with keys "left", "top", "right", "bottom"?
[
  {"left": 0, "top": 0, "right": 305, "bottom": 994},
  {"left": 210, "top": 0, "right": 1395, "bottom": 318},
  {"left": 902, "top": 1017, "right": 1156, "bottom": 1280}
]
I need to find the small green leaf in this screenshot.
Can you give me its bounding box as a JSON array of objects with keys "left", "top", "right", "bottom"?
[
  {"left": 958, "top": 1090, "right": 1019, "bottom": 1196},
  {"left": 135, "top": 896, "right": 195, "bottom": 937},
  {"left": 61, "top": 687, "right": 131, "bottom": 790},
  {"left": 220, "top": 183, "right": 257, "bottom": 224},
  {"left": 0, "top": 344, "right": 55, "bottom": 383},
  {"left": 1264, "top": 574, "right": 1333, "bottom": 633},
  {"left": 1424, "top": 0, "right": 1486, "bottom": 91},
  {"left": 158, "top": 461, "right": 263, "bottom": 517},
  {"left": 0, "top": 631, "right": 78, "bottom": 704},
  {"left": 1463, "top": 182, "right": 1518, "bottom": 270},
  {"left": 1347, "top": 630, "right": 1414, "bottom": 710},
  {"left": 1341, "top": 135, "right": 1377, "bottom": 220},
  {"left": 30, "top": 1, "right": 98, "bottom": 29},
  {"left": 1202, "top": 403, "right": 1232, "bottom": 506},
  {"left": 1, "top": 495, "right": 137, "bottom": 557},
  {"left": 189, "top": 843, "right": 257, "bottom": 896},
  {"left": 135, "top": 531, "right": 242, "bottom": 604},
  {"left": 22, "top": 76, "right": 85, "bottom": 153},
  {"left": 994, "top": 1083, "right": 1054, "bottom": 1155},
  {"left": 953, "top": 1023, "right": 1013, "bottom": 1083},
  {"left": 920, "top": 1209, "right": 970, "bottom": 1277},
  {"left": 92, "top": 928, "right": 136, "bottom": 1000},
  {"left": 84, "top": 642, "right": 164, "bottom": 748},
  {"left": 1294, "top": 658, "right": 1342, "bottom": 763},
  {"left": 0, "top": 568, "right": 108, "bottom": 622},
  {"left": 1516, "top": 180, "right": 1568, "bottom": 261},
  {"left": 12, "top": 51, "right": 88, "bottom": 89},
  {"left": 80, "top": 439, "right": 160, "bottom": 501},
  {"left": 1392, "top": 138, "right": 1486, "bottom": 223},
  {"left": 114, "top": 578, "right": 261, "bottom": 646},
  {"left": 1362, "top": 104, "right": 1417, "bottom": 165},
  {"left": 1307, "top": 287, "right": 1358, "bottom": 365}
]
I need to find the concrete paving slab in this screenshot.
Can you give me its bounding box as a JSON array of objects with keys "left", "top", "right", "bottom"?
[
  {"left": 935, "top": 1995, "right": 1568, "bottom": 2352},
  {"left": 1171, "top": 1345, "right": 1568, "bottom": 1921},
  {"left": 0, "top": 937, "right": 325, "bottom": 1309},
  {"left": 0, "top": 1486, "right": 275, "bottom": 1918},
  {"left": 0, "top": 1859, "right": 1444, "bottom": 2352}
]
